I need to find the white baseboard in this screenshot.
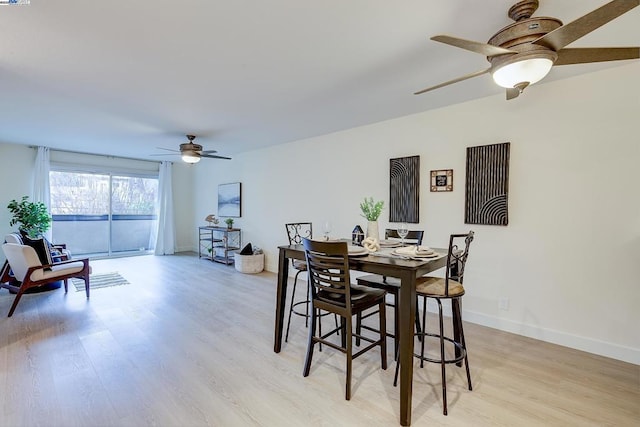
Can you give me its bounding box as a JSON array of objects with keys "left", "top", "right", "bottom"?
[
  {"left": 462, "top": 309, "right": 639, "bottom": 365},
  {"left": 262, "top": 265, "right": 639, "bottom": 365},
  {"left": 176, "top": 245, "right": 196, "bottom": 253}
]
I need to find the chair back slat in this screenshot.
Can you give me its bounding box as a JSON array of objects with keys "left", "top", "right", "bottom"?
[
  {"left": 385, "top": 229, "right": 424, "bottom": 245},
  {"left": 285, "top": 222, "right": 313, "bottom": 245},
  {"left": 303, "top": 239, "right": 351, "bottom": 310},
  {"left": 445, "top": 231, "right": 474, "bottom": 295}
]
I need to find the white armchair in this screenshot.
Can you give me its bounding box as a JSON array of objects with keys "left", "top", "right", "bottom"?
[{"left": 0, "top": 242, "right": 90, "bottom": 317}]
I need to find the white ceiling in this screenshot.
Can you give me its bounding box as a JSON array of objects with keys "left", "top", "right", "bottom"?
[{"left": 0, "top": 0, "right": 637, "bottom": 161}]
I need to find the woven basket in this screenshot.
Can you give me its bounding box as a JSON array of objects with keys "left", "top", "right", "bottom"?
[{"left": 234, "top": 253, "right": 264, "bottom": 274}]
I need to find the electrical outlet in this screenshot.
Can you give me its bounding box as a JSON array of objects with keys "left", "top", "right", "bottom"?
[{"left": 499, "top": 297, "right": 510, "bottom": 311}]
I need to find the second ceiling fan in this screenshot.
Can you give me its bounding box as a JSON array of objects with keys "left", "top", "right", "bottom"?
[{"left": 415, "top": 0, "right": 639, "bottom": 100}]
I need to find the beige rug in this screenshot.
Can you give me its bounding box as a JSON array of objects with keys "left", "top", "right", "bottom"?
[{"left": 71, "top": 272, "right": 129, "bottom": 292}]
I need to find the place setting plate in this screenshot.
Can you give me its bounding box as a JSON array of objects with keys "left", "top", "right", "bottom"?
[
  {"left": 379, "top": 240, "right": 402, "bottom": 248},
  {"left": 348, "top": 245, "right": 369, "bottom": 256},
  {"left": 391, "top": 246, "right": 440, "bottom": 259}
]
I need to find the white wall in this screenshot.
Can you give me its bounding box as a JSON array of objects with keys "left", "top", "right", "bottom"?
[
  {"left": 192, "top": 62, "right": 640, "bottom": 364},
  {"left": 0, "top": 143, "right": 36, "bottom": 266}
]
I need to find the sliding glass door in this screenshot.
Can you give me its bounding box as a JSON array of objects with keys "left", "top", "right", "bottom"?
[{"left": 50, "top": 170, "right": 158, "bottom": 257}]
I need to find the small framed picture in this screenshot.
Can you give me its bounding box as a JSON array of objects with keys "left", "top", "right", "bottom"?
[{"left": 430, "top": 169, "right": 453, "bottom": 192}]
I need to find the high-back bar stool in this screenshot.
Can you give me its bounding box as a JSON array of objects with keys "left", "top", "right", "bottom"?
[
  {"left": 302, "top": 238, "right": 387, "bottom": 400},
  {"left": 284, "top": 223, "right": 338, "bottom": 343},
  {"left": 394, "top": 231, "right": 475, "bottom": 415},
  {"left": 284, "top": 222, "right": 313, "bottom": 342}
]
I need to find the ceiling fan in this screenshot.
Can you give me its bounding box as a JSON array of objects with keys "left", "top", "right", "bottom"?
[
  {"left": 153, "top": 135, "right": 231, "bottom": 163},
  {"left": 415, "top": 0, "right": 639, "bottom": 100}
]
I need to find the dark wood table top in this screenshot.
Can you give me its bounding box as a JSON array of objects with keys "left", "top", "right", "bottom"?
[{"left": 277, "top": 243, "right": 448, "bottom": 276}]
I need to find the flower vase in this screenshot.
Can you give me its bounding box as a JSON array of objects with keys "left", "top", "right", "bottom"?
[{"left": 366, "top": 220, "right": 379, "bottom": 241}]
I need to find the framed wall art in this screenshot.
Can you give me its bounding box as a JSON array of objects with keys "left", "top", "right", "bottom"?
[
  {"left": 430, "top": 169, "right": 453, "bottom": 192},
  {"left": 218, "top": 182, "right": 241, "bottom": 217},
  {"left": 389, "top": 155, "right": 420, "bottom": 223},
  {"left": 465, "top": 142, "right": 510, "bottom": 226}
]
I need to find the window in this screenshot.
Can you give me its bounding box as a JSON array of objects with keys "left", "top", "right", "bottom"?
[{"left": 50, "top": 170, "right": 158, "bottom": 257}]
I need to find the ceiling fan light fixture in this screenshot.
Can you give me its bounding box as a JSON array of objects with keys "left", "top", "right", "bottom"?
[
  {"left": 491, "top": 57, "right": 553, "bottom": 89},
  {"left": 181, "top": 152, "right": 201, "bottom": 164}
]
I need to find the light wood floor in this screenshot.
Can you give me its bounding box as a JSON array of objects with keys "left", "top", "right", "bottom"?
[{"left": 0, "top": 253, "right": 637, "bottom": 426}]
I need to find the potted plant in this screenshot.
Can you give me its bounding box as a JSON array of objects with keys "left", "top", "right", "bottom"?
[
  {"left": 224, "top": 218, "right": 234, "bottom": 229},
  {"left": 360, "top": 197, "right": 384, "bottom": 241},
  {"left": 7, "top": 196, "right": 52, "bottom": 238}
]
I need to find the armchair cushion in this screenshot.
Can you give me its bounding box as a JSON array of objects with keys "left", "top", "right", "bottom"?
[
  {"left": 29, "top": 261, "right": 86, "bottom": 282},
  {"left": 2, "top": 243, "right": 43, "bottom": 282}
]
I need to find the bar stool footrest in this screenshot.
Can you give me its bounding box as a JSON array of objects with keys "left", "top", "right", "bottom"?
[
  {"left": 291, "top": 300, "right": 336, "bottom": 319},
  {"left": 414, "top": 332, "right": 467, "bottom": 365},
  {"left": 290, "top": 300, "right": 309, "bottom": 318}
]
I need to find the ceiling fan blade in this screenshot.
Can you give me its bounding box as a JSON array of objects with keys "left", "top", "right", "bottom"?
[
  {"left": 155, "top": 147, "right": 180, "bottom": 153},
  {"left": 431, "top": 35, "right": 516, "bottom": 57},
  {"left": 506, "top": 88, "right": 521, "bottom": 100},
  {"left": 201, "top": 154, "right": 232, "bottom": 160},
  {"left": 199, "top": 149, "right": 219, "bottom": 155},
  {"left": 533, "top": 0, "right": 639, "bottom": 51},
  {"left": 149, "top": 153, "right": 178, "bottom": 157},
  {"left": 554, "top": 47, "right": 640, "bottom": 65},
  {"left": 414, "top": 68, "right": 491, "bottom": 95}
]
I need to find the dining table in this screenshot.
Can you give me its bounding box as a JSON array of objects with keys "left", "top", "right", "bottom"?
[{"left": 273, "top": 242, "right": 450, "bottom": 426}]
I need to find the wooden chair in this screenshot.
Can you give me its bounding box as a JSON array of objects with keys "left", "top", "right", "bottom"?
[
  {"left": 393, "top": 231, "right": 475, "bottom": 415},
  {"left": 302, "top": 238, "right": 387, "bottom": 400},
  {"left": 1, "top": 243, "right": 90, "bottom": 317},
  {"left": 356, "top": 228, "right": 425, "bottom": 356}
]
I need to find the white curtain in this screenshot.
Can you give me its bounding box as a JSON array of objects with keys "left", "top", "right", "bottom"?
[
  {"left": 153, "top": 161, "right": 175, "bottom": 255},
  {"left": 32, "top": 146, "right": 52, "bottom": 240}
]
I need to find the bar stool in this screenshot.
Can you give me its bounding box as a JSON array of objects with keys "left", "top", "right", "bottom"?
[
  {"left": 284, "top": 222, "right": 313, "bottom": 342},
  {"left": 302, "top": 238, "right": 387, "bottom": 400},
  {"left": 284, "top": 223, "right": 338, "bottom": 343},
  {"left": 393, "top": 231, "right": 475, "bottom": 415}
]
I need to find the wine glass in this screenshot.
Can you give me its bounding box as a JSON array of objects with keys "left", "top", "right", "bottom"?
[
  {"left": 397, "top": 222, "right": 409, "bottom": 246},
  {"left": 323, "top": 221, "right": 332, "bottom": 241}
]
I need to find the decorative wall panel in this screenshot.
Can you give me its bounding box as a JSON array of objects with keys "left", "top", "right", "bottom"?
[
  {"left": 389, "top": 155, "right": 419, "bottom": 223},
  {"left": 465, "top": 143, "right": 510, "bottom": 226}
]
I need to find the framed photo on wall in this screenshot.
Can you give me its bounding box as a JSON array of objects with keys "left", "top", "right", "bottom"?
[
  {"left": 218, "top": 182, "right": 241, "bottom": 217},
  {"left": 431, "top": 169, "right": 453, "bottom": 192}
]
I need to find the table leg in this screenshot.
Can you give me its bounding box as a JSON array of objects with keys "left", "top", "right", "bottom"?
[
  {"left": 398, "top": 271, "right": 416, "bottom": 426},
  {"left": 274, "top": 248, "right": 289, "bottom": 353}
]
